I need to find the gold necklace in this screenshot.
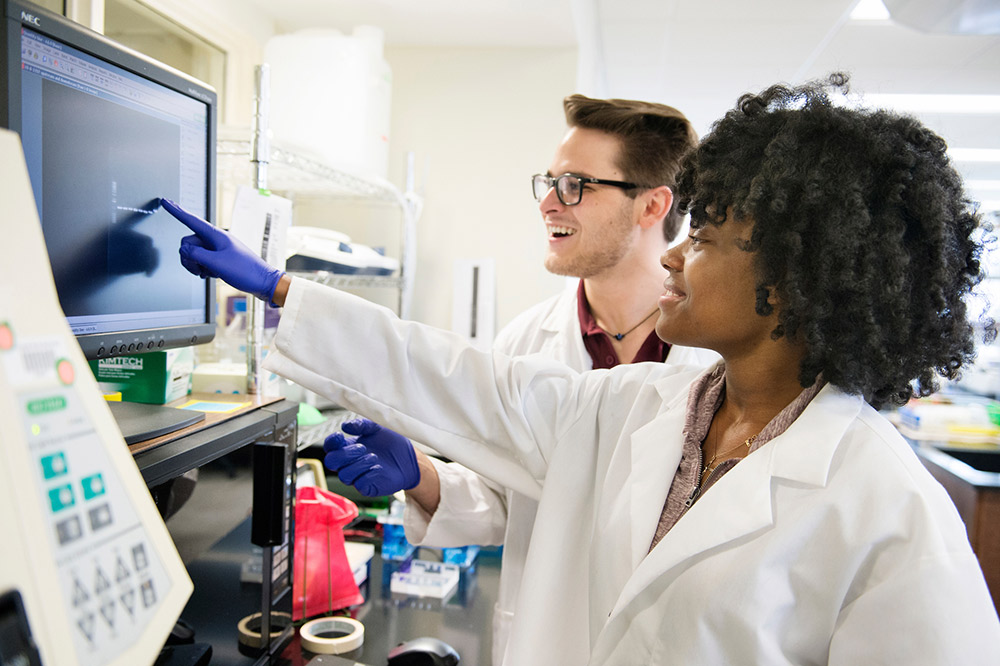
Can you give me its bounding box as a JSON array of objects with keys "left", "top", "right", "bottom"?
[{"left": 700, "top": 433, "right": 758, "bottom": 484}]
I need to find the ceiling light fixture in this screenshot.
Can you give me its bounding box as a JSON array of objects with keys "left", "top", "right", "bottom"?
[{"left": 850, "top": 0, "right": 891, "bottom": 21}]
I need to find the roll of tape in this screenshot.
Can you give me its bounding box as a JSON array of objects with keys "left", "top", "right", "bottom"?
[
  {"left": 299, "top": 616, "right": 365, "bottom": 654},
  {"left": 237, "top": 611, "right": 293, "bottom": 649}
]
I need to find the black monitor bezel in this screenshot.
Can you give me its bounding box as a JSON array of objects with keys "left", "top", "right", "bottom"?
[{"left": 0, "top": 0, "right": 217, "bottom": 360}]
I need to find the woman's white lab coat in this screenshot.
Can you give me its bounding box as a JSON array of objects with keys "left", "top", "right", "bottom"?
[
  {"left": 264, "top": 279, "right": 1000, "bottom": 665},
  {"left": 403, "top": 285, "right": 720, "bottom": 665}
]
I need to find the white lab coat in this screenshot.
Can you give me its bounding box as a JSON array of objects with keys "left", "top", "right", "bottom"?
[
  {"left": 402, "top": 285, "right": 720, "bottom": 666},
  {"left": 264, "top": 279, "right": 1000, "bottom": 666}
]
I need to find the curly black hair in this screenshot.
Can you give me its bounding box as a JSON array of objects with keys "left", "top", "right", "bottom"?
[{"left": 676, "top": 73, "right": 993, "bottom": 409}]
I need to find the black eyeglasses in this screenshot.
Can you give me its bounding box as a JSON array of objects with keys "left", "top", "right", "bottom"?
[{"left": 531, "top": 173, "right": 638, "bottom": 206}]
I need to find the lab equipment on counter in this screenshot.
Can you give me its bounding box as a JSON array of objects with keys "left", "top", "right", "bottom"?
[
  {"left": 286, "top": 226, "right": 400, "bottom": 276},
  {"left": 390, "top": 560, "right": 460, "bottom": 601},
  {"left": 894, "top": 393, "right": 1000, "bottom": 445},
  {"left": 236, "top": 611, "right": 293, "bottom": 650},
  {"left": 0, "top": 128, "right": 192, "bottom": 664},
  {"left": 299, "top": 615, "right": 365, "bottom": 655}
]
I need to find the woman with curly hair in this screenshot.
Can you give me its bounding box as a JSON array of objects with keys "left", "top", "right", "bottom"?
[{"left": 164, "top": 74, "right": 999, "bottom": 664}]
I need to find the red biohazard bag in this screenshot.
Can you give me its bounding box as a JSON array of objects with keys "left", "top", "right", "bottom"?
[{"left": 293, "top": 486, "right": 364, "bottom": 620}]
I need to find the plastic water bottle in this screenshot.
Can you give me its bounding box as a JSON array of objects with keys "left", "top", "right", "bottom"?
[{"left": 377, "top": 499, "right": 415, "bottom": 562}]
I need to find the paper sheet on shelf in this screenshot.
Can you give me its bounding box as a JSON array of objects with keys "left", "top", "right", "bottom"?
[{"left": 229, "top": 185, "right": 292, "bottom": 268}]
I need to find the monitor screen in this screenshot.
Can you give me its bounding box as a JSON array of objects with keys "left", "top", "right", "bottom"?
[{"left": 1, "top": 0, "right": 216, "bottom": 361}]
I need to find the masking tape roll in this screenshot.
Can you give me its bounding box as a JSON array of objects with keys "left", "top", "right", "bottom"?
[
  {"left": 237, "top": 611, "right": 293, "bottom": 649},
  {"left": 299, "top": 616, "right": 365, "bottom": 654}
]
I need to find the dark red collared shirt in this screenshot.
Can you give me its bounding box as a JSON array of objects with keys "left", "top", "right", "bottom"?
[{"left": 576, "top": 280, "right": 669, "bottom": 369}]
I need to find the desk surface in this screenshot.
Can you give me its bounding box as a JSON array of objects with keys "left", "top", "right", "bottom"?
[
  {"left": 182, "top": 519, "right": 499, "bottom": 666},
  {"left": 129, "top": 394, "right": 294, "bottom": 486}
]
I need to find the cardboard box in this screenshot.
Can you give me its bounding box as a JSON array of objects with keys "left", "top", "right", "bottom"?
[
  {"left": 89, "top": 348, "right": 193, "bottom": 404},
  {"left": 190, "top": 362, "right": 247, "bottom": 395}
]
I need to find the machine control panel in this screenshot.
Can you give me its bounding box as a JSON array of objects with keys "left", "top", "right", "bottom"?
[{"left": 12, "top": 343, "right": 170, "bottom": 661}]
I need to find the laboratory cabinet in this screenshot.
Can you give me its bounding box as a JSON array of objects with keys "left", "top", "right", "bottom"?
[{"left": 914, "top": 444, "right": 1000, "bottom": 610}]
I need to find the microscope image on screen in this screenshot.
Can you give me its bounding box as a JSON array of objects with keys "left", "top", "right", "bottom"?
[
  {"left": 49, "top": 195, "right": 162, "bottom": 302},
  {"left": 37, "top": 81, "right": 193, "bottom": 319},
  {"left": 105, "top": 198, "right": 161, "bottom": 277}
]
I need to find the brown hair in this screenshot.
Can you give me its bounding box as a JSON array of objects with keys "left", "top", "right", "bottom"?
[{"left": 563, "top": 94, "right": 698, "bottom": 242}]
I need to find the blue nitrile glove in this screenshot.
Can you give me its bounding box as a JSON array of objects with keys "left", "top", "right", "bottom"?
[
  {"left": 323, "top": 419, "right": 420, "bottom": 497},
  {"left": 159, "top": 197, "right": 284, "bottom": 305}
]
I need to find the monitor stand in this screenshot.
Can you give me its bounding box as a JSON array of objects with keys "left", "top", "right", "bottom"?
[{"left": 108, "top": 400, "right": 205, "bottom": 445}]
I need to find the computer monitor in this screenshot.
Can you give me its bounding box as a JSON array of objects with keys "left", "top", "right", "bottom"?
[{"left": 1, "top": 0, "right": 218, "bottom": 441}]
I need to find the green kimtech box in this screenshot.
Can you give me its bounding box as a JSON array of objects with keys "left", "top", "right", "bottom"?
[{"left": 89, "top": 348, "right": 194, "bottom": 404}]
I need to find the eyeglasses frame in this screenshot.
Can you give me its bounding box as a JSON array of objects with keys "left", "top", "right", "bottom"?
[{"left": 531, "top": 173, "right": 640, "bottom": 206}]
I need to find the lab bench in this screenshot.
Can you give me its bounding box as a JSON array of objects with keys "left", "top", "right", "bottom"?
[
  {"left": 181, "top": 518, "right": 498, "bottom": 666},
  {"left": 128, "top": 394, "right": 495, "bottom": 665},
  {"left": 911, "top": 441, "right": 1000, "bottom": 610}
]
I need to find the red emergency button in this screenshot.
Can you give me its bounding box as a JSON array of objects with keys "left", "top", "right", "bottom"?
[
  {"left": 0, "top": 322, "right": 12, "bottom": 350},
  {"left": 56, "top": 358, "right": 75, "bottom": 385}
]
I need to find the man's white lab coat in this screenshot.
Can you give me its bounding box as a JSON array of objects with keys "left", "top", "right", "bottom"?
[
  {"left": 403, "top": 285, "right": 719, "bottom": 665},
  {"left": 265, "top": 279, "right": 1000, "bottom": 665}
]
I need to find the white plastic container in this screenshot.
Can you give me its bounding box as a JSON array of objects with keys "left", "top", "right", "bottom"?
[{"left": 264, "top": 26, "right": 392, "bottom": 179}]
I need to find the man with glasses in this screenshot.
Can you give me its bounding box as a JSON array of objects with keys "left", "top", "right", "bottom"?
[{"left": 325, "top": 94, "right": 718, "bottom": 665}]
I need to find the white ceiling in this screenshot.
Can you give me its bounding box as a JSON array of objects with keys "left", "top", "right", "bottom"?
[{"left": 243, "top": 0, "right": 1000, "bottom": 212}]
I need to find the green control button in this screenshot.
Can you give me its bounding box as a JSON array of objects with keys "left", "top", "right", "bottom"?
[
  {"left": 27, "top": 395, "right": 67, "bottom": 415},
  {"left": 48, "top": 484, "right": 75, "bottom": 512},
  {"left": 82, "top": 473, "right": 105, "bottom": 500},
  {"left": 40, "top": 453, "right": 68, "bottom": 479}
]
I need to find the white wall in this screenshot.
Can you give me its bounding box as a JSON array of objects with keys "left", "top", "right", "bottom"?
[{"left": 382, "top": 46, "right": 577, "bottom": 330}]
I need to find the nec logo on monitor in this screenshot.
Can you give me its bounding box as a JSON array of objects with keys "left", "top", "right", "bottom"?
[{"left": 20, "top": 11, "right": 40, "bottom": 26}]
